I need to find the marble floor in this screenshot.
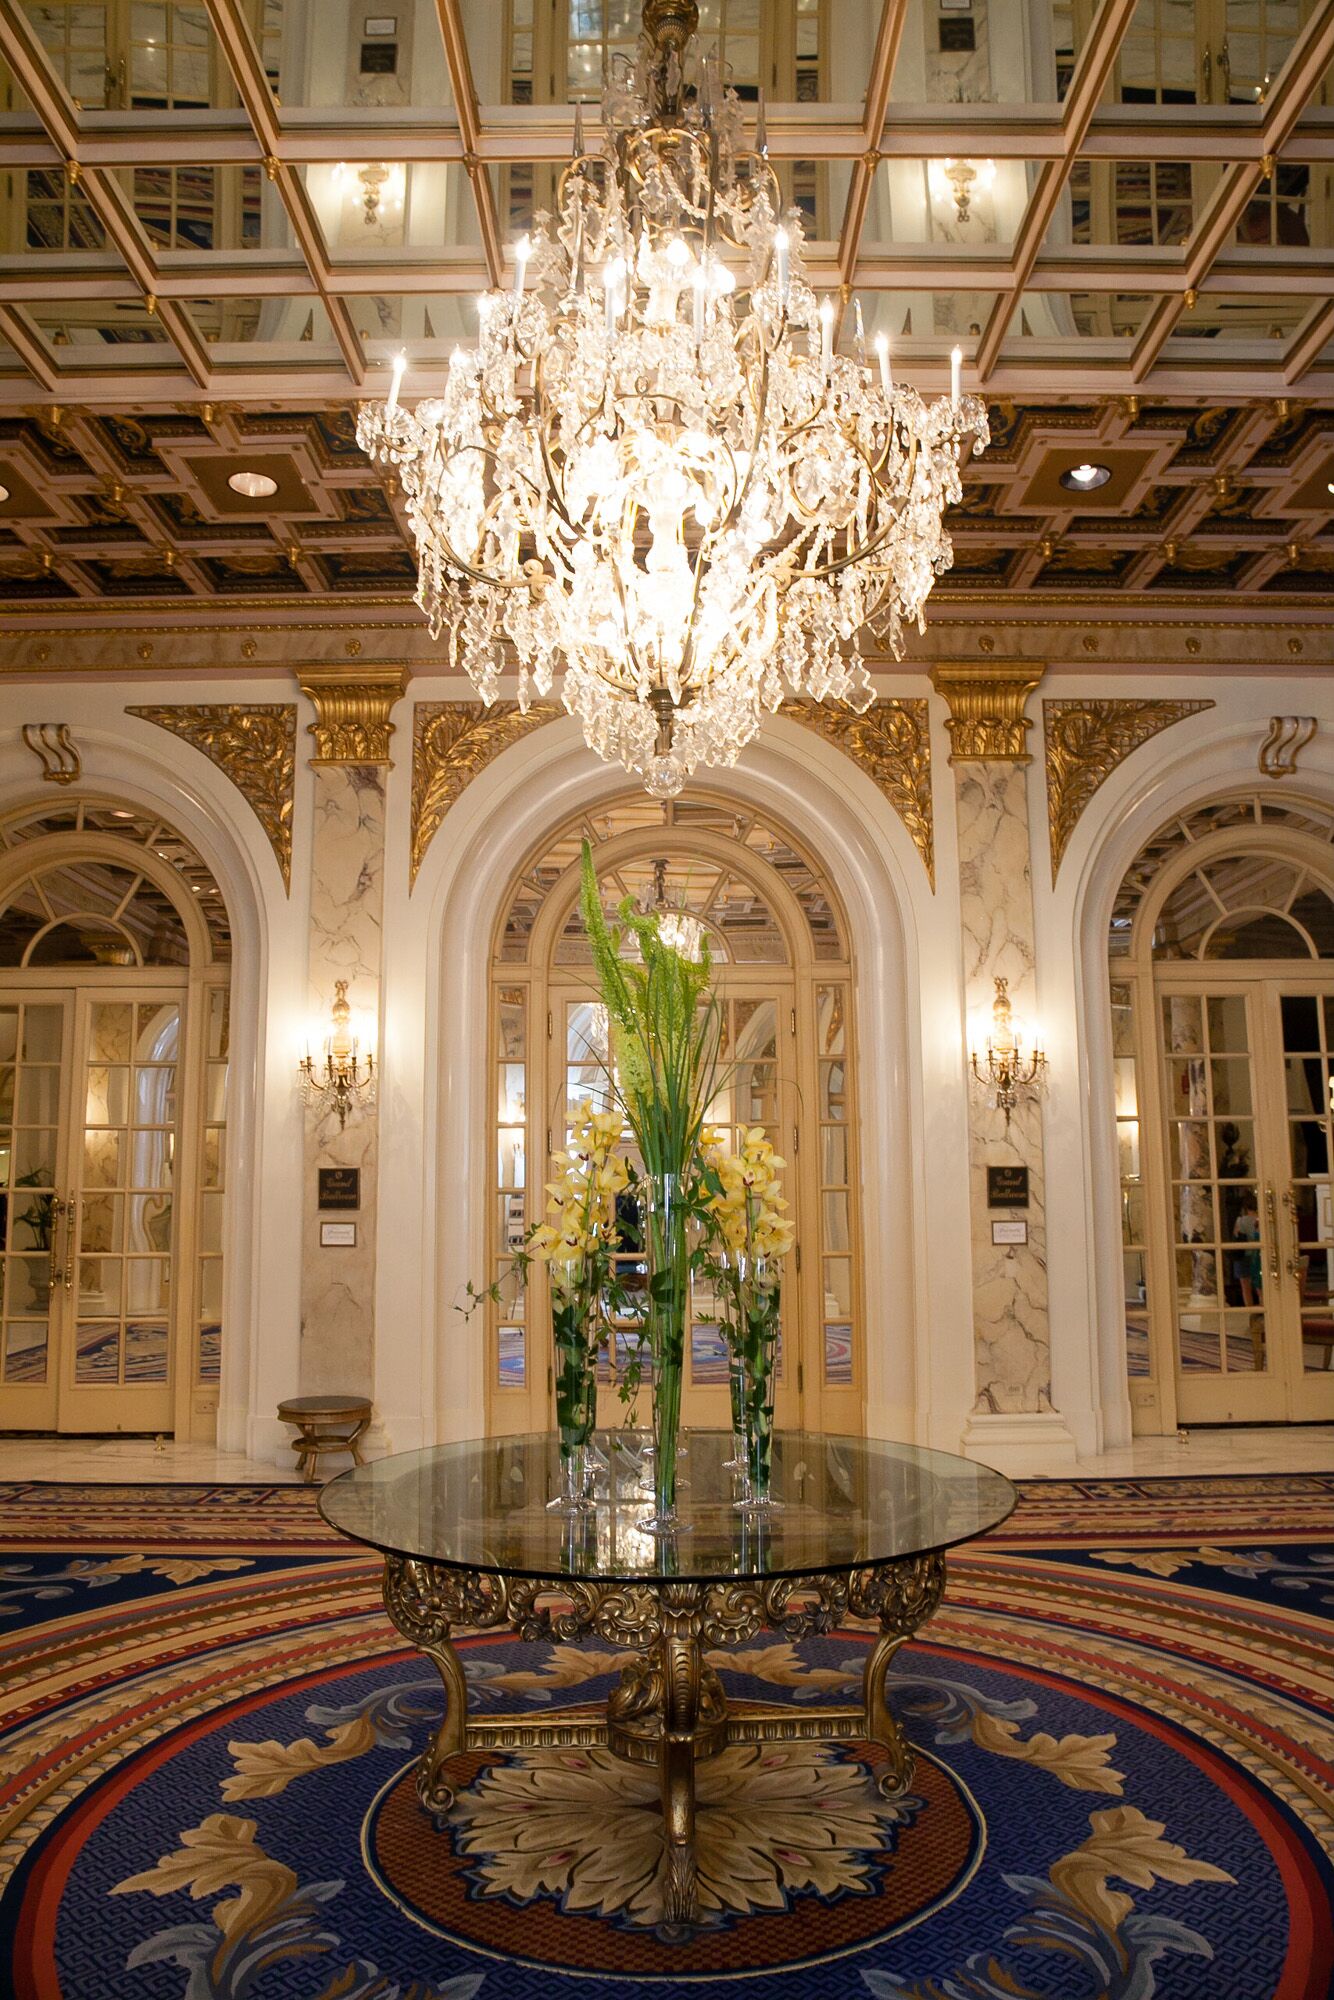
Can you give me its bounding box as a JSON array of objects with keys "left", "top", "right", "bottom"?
[{"left": 1, "top": 1425, "right": 1333, "bottom": 1486}]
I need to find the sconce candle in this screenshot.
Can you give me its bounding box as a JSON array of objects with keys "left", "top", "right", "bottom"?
[
  {"left": 969, "top": 975, "right": 1046, "bottom": 1130},
  {"left": 300, "top": 979, "right": 377, "bottom": 1130}
]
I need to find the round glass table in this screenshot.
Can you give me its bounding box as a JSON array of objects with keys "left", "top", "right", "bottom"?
[{"left": 321, "top": 1430, "right": 1015, "bottom": 1928}]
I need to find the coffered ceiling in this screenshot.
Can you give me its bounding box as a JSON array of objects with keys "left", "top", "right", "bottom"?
[{"left": 0, "top": 0, "right": 1331, "bottom": 634}]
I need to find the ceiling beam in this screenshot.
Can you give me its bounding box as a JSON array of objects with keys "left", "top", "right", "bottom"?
[
  {"left": 974, "top": 0, "right": 1140, "bottom": 382},
  {"left": 432, "top": 0, "right": 503, "bottom": 288}
]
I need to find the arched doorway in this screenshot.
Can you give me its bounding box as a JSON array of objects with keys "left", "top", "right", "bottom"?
[
  {"left": 1109, "top": 791, "right": 1334, "bottom": 1426},
  {"left": 0, "top": 799, "right": 231, "bottom": 1437},
  {"left": 483, "top": 792, "right": 862, "bottom": 1438}
]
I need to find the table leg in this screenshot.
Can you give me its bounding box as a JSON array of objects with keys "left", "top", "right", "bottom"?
[
  {"left": 850, "top": 1552, "right": 946, "bottom": 1799},
  {"left": 382, "top": 1555, "right": 476, "bottom": 1821},
  {"left": 658, "top": 1586, "right": 703, "bottom": 1930},
  {"left": 297, "top": 1425, "right": 317, "bottom": 1485}
]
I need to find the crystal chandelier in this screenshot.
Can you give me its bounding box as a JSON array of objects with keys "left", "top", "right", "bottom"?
[{"left": 358, "top": 0, "right": 988, "bottom": 797}]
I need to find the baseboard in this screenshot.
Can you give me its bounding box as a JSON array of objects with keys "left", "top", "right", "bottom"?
[{"left": 959, "top": 1409, "right": 1081, "bottom": 1476}]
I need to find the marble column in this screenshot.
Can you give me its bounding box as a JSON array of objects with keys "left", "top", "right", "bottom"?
[
  {"left": 297, "top": 668, "right": 406, "bottom": 1402},
  {"left": 932, "top": 665, "right": 1073, "bottom": 1461}
]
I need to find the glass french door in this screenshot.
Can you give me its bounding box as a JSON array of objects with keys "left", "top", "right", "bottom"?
[
  {"left": 1156, "top": 973, "right": 1334, "bottom": 1423},
  {"left": 552, "top": 984, "right": 803, "bottom": 1433},
  {"left": 0, "top": 982, "right": 189, "bottom": 1432}
]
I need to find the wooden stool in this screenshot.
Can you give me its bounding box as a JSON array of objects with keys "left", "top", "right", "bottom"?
[{"left": 277, "top": 1395, "right": 373, "bottom": 1485}]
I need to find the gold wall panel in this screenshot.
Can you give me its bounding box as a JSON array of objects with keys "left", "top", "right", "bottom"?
[{"left": 127, "top": 703, "right": 297, "bottom": 891}]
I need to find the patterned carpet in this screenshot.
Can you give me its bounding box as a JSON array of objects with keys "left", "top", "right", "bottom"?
[{"left": 2, "top": 1474, "right": 1333, "bottom": 1999}]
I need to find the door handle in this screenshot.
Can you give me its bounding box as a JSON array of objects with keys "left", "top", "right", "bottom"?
[
  {"left": 1202, "top": 46, "right": 1212, "bottom": 100},
  {"left": 1218, "top": 37, "right": 1231, "bottom": 101},
  {"left": 60, "top": 1194, "right": 75, "bottom": 1292},
  {"left": 1264, "top": 1185, "right": 1279, "bottom": 1280},
  {"left": 47, "top": 1195, "right": 66, "bottom": 1295},
  {"left": 1282, "top": 1187, "right": 1303, "bottom": 1282}
]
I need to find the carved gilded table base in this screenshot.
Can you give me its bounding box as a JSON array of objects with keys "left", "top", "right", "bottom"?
[{"left": 381, "top": 1551, "right": 946, "bottom": 1929}]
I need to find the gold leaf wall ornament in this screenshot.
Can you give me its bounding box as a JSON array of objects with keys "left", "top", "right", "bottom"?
[
  {"left": 1044, "top": 699, "right": 1214, "bottom": 885},
  {"left": 780, "top": 698, "right": 936, "bottom": 889},
  {"left": 126, "top": 704, "right": 297, "bottom": 892},
  {"left": 411, "top": 701, "right": 562, "bottom": 889}
]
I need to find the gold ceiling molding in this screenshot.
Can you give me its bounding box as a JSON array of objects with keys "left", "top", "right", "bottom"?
[
  {"left": 411, "top": 701, "right": 562, "bottom": 889},
  {"left": 781, "top": 699, "right": 935, "bottom": 889},
  {"left": 297, "top": 666, "right": 408, "bottom": 765},
  {"left": 1044, "top": 699, "right": 1215, "bottom": 885},
  {"left": 126, "top": 703, "right": 297, "bottom": 892},
  {"left": 929, "top": 665, "right": 1045, "bottom": 764}
]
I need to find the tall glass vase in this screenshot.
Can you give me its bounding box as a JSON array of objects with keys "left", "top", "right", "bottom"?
[
  {"left": 547, "top": 1282, "right": 597, "bottom": 1515},
  {"left": 737, "top": 1262, "right": 782, "bottom": 1511},
  {"left": 643, "top": 1171, "right": 691, "bottom": 1534}
]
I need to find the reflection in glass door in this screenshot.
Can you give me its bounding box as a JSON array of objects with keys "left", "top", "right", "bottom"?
[
  {"left": 1279, "top": 991, "right": 1334, "bottom": 1397},
  {"left": 0, "top": 997, "right": 74, "bottom": 1423},
  {"left": 63, "top": 995, "right": 182, "bottom": 1432},
  {"left": 1156, "top": 977, "right": 1334, "bottom": 1423}
]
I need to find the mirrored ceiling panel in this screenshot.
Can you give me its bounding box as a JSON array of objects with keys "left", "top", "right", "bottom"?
[
  {"left": 1052, "top": 157, "right": 1196, "bottom": 251},
  {"left": 275, "top": 0, "right": 455, "bottom": 111},
  {"left": 299, "top": 162, "right": 480, "bottom": 260},
  {"left": 25, "top": 299, "right": 174, "bottom": 350},
  {"left": 180, "top": 294, "right": 337, "bottom": 357},
  {"left": 345, "top": 293, "right": 479, "bottom": 354},
  {"left": 1007, "top": 289, "right": 1156, "bottom": 341},
  {"left": 1171, "top": 291, "right": 1314, "bottom": 344},
  {"left": 128, "top": 162, "right": 270, "bottom": 254},
  {"left": 864, "top": 158, "right": 1040, "bottom": 254},
  {"left": 7, "top": 165, "right": 107, "bottom": 251},
  {"left": 23, "top": 0, "right": 232, "bottom": 111},
  {"left": 862, "top": 291, "right": 999, "bottom": 352}
]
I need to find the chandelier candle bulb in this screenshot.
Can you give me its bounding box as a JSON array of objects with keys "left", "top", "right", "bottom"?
[
  {"left": 853, "top": 297, "right": 867, "bottom": 366},
  {"left": 951, "top": 345, "right": 962, "bottom": 405},
  {"left": 820, "top": 296, "right": 834, "bottom": 378},
  {"left": 875, "top": 331, "right": 892, "bottom": 395},
  {"left": 386, "top": 349, "right": 406, "bottom": 414},
  {"left": 512, "top": 234, "right": 530, "bottom": 301}
]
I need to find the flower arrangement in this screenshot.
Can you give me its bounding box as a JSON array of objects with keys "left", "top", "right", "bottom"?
[
  {"left": 528, "top": 1101, "right": 628, "bottom": 1512},
  {"left": 701, "top": 1126, "right": 794, "bottom": 1507},
  {"left": 579, "top": 839, "right": 725, "bottom": 1530}
]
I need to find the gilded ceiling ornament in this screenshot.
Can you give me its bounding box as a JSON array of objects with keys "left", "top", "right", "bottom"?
[
  {"left": 20, "top": 722, "right": 80, "bottom": 786},
  {"left": 126, "top": 703, "right": 296, "bottom": 891},
  {"left": 1258, "top": 715, "right": 1317, "bottom": 781},
  {"left": 298, "top": 667, "right": 407, "bottom": 765},
  {"left": 930, "top": 664, "right": 1045, "bottom": 764},
  {"left": 411, "top": 701, "right": 562, "bottom": 888},
  {"left": 1044, "top": 699, "right": 1214, "bottom": 884},
  {"left": 781, "top": 698, "right": 936, "bottom": 889}
]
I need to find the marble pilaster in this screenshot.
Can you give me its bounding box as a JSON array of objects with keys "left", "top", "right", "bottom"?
[
  {"left": 297, "top": 670, "right": 404, "bottom": 1402},
  {"left": 933, "top": 666, "right": 1056, "bottom": 1422}
]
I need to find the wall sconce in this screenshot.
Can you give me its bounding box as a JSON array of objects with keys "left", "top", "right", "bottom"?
[
  {"left": 970, "top": 976, "right": 1046, "bottom": 1129},
  {"left": 928, "top": 156, "right": 996, "bottom": 225},
  {"left": 301, "top": 980, "right": 376, "bottom": 1129},
  {"left": 332, "top": 161, "right": 404, "bottom": 228}
]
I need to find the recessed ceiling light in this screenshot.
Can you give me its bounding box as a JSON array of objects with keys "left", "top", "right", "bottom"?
[
  {"left": 0, "top": 484, "right": 9, "bottom": 504},
  {"left": 1059, "top": 462, "right": 1112, "bottom": 492},
  {"left": 1327, "top": 480, "right": 1334, "bottom": 496},
  {"left": 227, "top": 469, "right": 279, "bottom": 500}
]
